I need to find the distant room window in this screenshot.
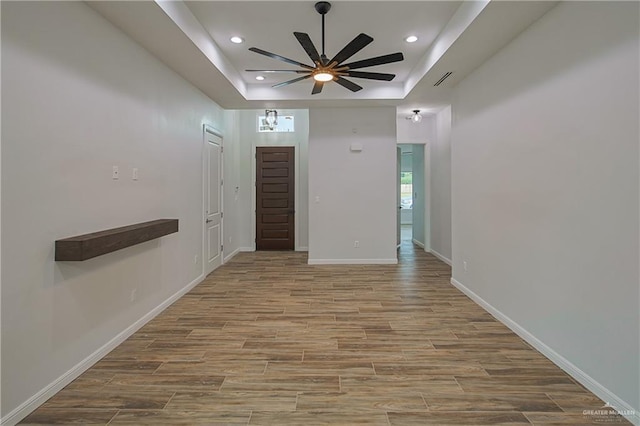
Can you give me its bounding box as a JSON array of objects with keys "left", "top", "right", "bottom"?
[
  {"left": 257, "top": 115, "right": 295, "bottom": 132},
  {"left": 401, "top": 172, "right": 413, "bottom": 210}
]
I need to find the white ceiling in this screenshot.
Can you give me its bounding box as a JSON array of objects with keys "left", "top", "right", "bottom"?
[
  {"left": 185, "top": 1, "right": 461, "bottom": 86},
  {"left": 88, "top": 1, "right": 558, "bottom": 116}
]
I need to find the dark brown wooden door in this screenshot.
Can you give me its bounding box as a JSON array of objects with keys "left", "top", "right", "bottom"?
[{"left": 256, "top": 146, "right": 295, "bottom": 250}]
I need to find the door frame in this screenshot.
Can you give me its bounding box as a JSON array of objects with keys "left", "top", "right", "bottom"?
[
  {"left": 251, "top": 144, "right": 301, "bottom": 251},
  {"left": 202, "top": 124, "right": 224, "bottom": 275}
]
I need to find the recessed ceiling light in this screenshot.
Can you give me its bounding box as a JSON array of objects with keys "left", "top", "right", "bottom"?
[
  {"left": 230, "top": 36, "right": 244, "bottom": 44},
  {"left": 405, "top": 35, "right": 418, "bottom": 43},
  {"left": 255, "top": 76, "right": 265, "bottom": 81}
]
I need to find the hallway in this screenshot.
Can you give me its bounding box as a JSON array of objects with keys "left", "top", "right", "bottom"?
[{"left": 22, "top": 245, "right": 626, "bottom": 425}]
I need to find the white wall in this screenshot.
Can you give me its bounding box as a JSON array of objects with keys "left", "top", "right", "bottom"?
[
  {"left": 222, "top": 109, "right": 242, "bottom": 261},
  {"left": 309, "top": 108, "right": 397, "bottom": 264},
  {"left": 1, "top": 2, "right": 235, "bottom": 422},
  {"left": 431, "top": 106, "right": 452, "bottom": 262},
  {"left": 451, "top": 1, "right": 639, "bottom": 419},
  {"left": 235, "top": 109, "right": 309, "bottom": 251},
  {"left": 0, "top": 0, "right": 3, "bottom": 412},
  {"left": 0, "top": 1, "right": 3, "bottom": 413},
  {"left": 397, "top": 113, "right": 431, "bottom": 145}
]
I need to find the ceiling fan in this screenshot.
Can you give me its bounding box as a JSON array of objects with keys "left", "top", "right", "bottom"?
[{"left": 246, "top": 1, "right": 404, "bottom": 95}]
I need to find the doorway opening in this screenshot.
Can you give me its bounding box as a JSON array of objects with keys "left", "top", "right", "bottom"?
[
  {"left": 397, "top": 143, "right": 426, "bottom": 251},
  {"left": 398, "top": 145, "right": 414, "bottom": 244}
]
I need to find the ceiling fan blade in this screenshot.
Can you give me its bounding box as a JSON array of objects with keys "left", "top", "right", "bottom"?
[
  {"left": 341, "top": 52, "right": 404, "bottom": 70},
  {"left": 294, "top": 32, "right": 322, "bottom": 64},
  {"left": 329, "top": 33, "right": 374, "bottom": 66},
  {"left": 249, "top": 47, "right": 314, "bottom": 70},
  {"left": 334, "top": 76, "right": 363, "bottom": 92},
  {"left": 272, "top": 75, "right": 312, "bottom": 88},
  {"left": 311, "top": 80, "right": 324, "bottom": 95},
  {"left": 345, "top": 71, "right": 396, "bottom": 81},
  {"left": 246, "top": 70, "right": 312, "bottom": 73}
]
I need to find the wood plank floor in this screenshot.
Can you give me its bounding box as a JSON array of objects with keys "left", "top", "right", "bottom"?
[{"left": 21, "top": 237, "right": 630, "bottom": 425}]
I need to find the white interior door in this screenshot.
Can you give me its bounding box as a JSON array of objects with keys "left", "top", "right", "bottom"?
[{"left": 205, "top": 131, "right": 223, "bottom": 275}]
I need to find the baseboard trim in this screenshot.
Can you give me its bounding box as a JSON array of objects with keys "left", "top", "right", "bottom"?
[
  {"left": 237, "top": 247, "right": 308, "bottom": 253},
  {"left": 450, "top": 277, "right": 639, "bottom": 426},
  {"left": 308, "top": 258, "right": 398, "bottom": 265},
  {"left": 412, "top": 239, "right": 425, "bottom": 249},
  {"left": 1, "top": 273, "right": 206, "bottom": 426},
  {"left": 223, "top": 247, "right": 241, "bottom": 263},
  {"left": 430, "top": 249, "right": 452, "bottom": 266}
]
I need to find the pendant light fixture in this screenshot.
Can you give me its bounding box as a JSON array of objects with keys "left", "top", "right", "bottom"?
[{"left": 408, "top": 109, "right": 422, "bottom": 123}]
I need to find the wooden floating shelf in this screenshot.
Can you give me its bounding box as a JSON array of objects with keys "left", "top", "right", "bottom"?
[{"left": 55, "top": 219, "right": 179, "bottom": 261}]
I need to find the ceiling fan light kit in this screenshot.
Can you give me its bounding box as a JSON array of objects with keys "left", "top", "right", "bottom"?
[
  {"left": 247, "top": 1, "right": 404, "bottom": 94},
  {"left": 313, "top": 72, "right": 334, "bottom": 82}
]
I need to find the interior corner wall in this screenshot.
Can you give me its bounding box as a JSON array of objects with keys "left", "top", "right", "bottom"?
[
  {"left": 308, "top": 107, "right": 397, "bottom": 264},
  {"left": 1, "top": 1, "right": 230, "bottom": 421},
  {"left": 430, "top": 106, "right": 452, "bottom": 262},
  {"left": 236, "top": 109, "right": 309, "bottom": 251},
  {"left": 451, "top": 1, "right": 639, "bottom": 417}
]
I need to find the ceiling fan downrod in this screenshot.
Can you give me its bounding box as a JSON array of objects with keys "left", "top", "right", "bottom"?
[{"left": 315, "top": 1, "right": 331, "bottom": 63}]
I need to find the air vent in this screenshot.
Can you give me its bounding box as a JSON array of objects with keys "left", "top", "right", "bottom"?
[{"left": 434, "top": 72, "right": 453, "bottom": 87}]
